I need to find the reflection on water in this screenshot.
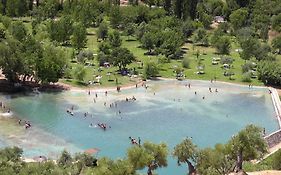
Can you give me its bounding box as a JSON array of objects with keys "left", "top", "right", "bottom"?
[{"left": 0, "top": 80, "right": 278, "bottom": 174}]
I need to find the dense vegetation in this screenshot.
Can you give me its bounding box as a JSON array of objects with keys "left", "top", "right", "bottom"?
[
  {"left": 0, "top": 0, "right": 280, "bottom": 88},
  {"left": 0, "top": 125, "right": 270, "bottom": 175}
]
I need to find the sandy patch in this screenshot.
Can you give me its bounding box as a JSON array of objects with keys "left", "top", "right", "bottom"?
[{"left": 247, "top": 170, "right": 281, "bottom": 175}]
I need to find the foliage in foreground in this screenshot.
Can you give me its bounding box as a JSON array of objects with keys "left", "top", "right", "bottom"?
[{"left": 0, "top": 125, "right": 271, "bottom": 175}]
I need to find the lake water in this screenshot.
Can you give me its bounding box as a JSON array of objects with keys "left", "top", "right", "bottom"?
[{"left": 0, "top": 80, "right": 278, "bottom": 174}]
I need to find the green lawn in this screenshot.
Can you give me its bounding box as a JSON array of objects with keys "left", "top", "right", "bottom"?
[
  {"left": 63, "top": 27, "right": 266, "bottom": 88},
  {"left": 18, "top": 21, "right": 270, "bottom": 88}
]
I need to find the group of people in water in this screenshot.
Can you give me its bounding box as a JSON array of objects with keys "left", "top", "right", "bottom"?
[
  {"left": 125, "top": 96, "right": 137, "bottom": 102},
  {"left": 0, "top": 102, "right": 32, "bottom": 129},
  {"left": 129, "top": 136, "right": 141, "bottom": 145},
  {"left": 18, "top": 119, "right": 32, "bottom": 129}
]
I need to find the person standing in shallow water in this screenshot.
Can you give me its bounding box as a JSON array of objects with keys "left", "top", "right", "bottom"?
[{"left": 138, "top": 137, "right": 141, "bottom": 146}]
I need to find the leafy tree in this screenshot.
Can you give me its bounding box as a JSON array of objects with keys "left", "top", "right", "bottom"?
[
  {"left": 226, "top": 124, "right": 267, "bottom": 172},
  {"left": 36, "top": 43, "right": 68, "bottom": 83},
  {"left": 48, "top": 15, "right": 73, "bottom": 44},
  {"left": 57, "top": 150, "right": 73, "bottom": 167},
  {"left": 0, "top": 38, "right": 25, "bottom": 82},
  {"left": 239, "top": 37, "right": 259, "bottom": 61},
  {"left": 110, "top": 47, "right": 134, "bottom": 71},
  {"left": 6, "top": 0, "right": 27, "bottom": 17},
  {"left": 97, "top": 22, "right": 109, "bottom": 41},
  {"left": 182, "top": 57, "right": 191, "bottom": 68},
  {"left": 0, "top": 146, "right": 23, "bottom": 174},
  {"left": 257, "top": 61, "right": 281, "bottom": 86},
  {"left": 143, "top": 61, "right": 159, "bottom": 79},
  {"left": 97, "top": 52, "right": 110, "bottom": 66},
  {"left": 127, "top": 141, "right": 168, "bottom": 175},
  {"left": 0, "top": 147, "right": 23, "bottom": 163},
  {"left": 63, "top": 0, "right": 99, "bottom": 27},
  {"left": 71, "top": 22, "right": 87, "bottom": 50},
  {"left": 197, "top": 144, "right": 234, "bottom": 175},
  {"left": 74, "top": 153, "right": 97, "bottom": 167},
  {"left": 108, "top": 30, "right": 122, "bottom": 48},
  {"left": 35, "top": 0, "right": 60, "bottom": 19},
  {"left": 272, "top": 36, "right": 281, "bottom": 54},
  {"left": 98, "top": 41, "right": 111, "bottom": 55},
  {"left": 164, "top": 0, "right": 172, "bottom": 13},
  {"left": 254, "top": 43, "right": 271, "bottom": 61},
  {"left": 0, "top": 15, "right": 12, "bottom": 29},
  {"left": 173, "top": 138, "right": 198, "bottom": 175},
  {"left": 135, "top": 22, "right": 147, "bottom": 40},
  {"left": 84, "top": 157, "right": 135, "bottom": 175},
  {"left": 160, "top": 31, "right": 183, "bottom": 58},
  {"left": 229, "top": 8, "right": 248, "bottom": 31},
  {"left": 181, "top": 19, "right": 196, "bottom": 40},
  {"left": 272, "top": 13, "right": 281, "bottom": 32},
  {"left": 260, "top": 25, "right": 269, "bottom": 41},
  {"left": 21, "top": 35, "right": 43, "bottom": 82},
  {"left": 9, "top": 21, "right": 27, "bottom": 41},
  {"left": 0, "top": 24, "right": 6, "bottom": 40},
  {"left": 141, "top": 32, "right": 155, "bottom": 54},
  {"left": 173, "top": 0, "right": 198, "bottom": 20},
  {"left": 197, "top": 3, "right": 213, "bottom": 29},
  {"left": 214, "top": 36, "right": 231, "bottom": 55},
  {"left": 74, "top": 65, "right": 87, "bottom": 83},
  {"left": 110, "top": 6, "right": 122, "bottom": 29},
  {"left": 192, "top": 28, "right": 209, "bottom": 46},
  {"left": 125, "top": 23, "right": 135, "bottom": 40}
]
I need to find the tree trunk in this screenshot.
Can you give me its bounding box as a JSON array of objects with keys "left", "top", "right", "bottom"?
[
  {"left": 147, "top": 166, "right": 153, "bottom": 175},
  {"left": 36, "top": 0, "right": 39, "bottom": 7},
  {"left": 2, "top": 0, "right": 6, "bottom": 14},
  {"left": 29, "top": 0, "right": 33, "bottom": 11},
  {"left": 235, "top": 150, "right": 243, "bottom": 172},
  {"left": 186, "top": 160, "right": 196, "bottom": 175}
]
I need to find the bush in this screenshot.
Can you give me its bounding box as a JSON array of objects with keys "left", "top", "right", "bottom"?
[
  {"left": 143, "top": 62, "right": 159, "bottom": 79},
  {"left": 242, "top": 72, "right": 252, "bottom": 82},
  {"left": 272, "top": 149, "right": 281, "bottom": 170},
  {"left": 220, "top": 57, "right": 233, "bottom": 65},
  {"left": 215, "top": 36, "right": 231, "bottom": 55},
  {"left": 182, "top": 57, "right": 191, "bottom": 68},
  {"left": 242, "top": 62, "right": 255, "bottom": 73}
]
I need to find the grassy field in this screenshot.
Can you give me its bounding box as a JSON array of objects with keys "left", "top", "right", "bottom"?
[
  {"left": 18, "top": 18, "right": 281, "bottom": 88},
  {"left": 65, "top": 26, "right": 267, "bottom": 88}
]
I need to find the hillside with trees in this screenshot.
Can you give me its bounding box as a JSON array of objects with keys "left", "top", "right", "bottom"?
[
  {"left": 0, "top": 0, "right": 279, "bottom": 89},
  {"left": 0, "top": 0, "right": 281, "bottom": 173}
]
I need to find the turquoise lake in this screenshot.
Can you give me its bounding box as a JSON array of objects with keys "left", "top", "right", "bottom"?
[{"left": 0, "top": 80, "right": 279, "bottom": 174}]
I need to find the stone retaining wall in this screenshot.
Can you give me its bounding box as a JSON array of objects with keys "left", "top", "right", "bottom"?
[{"left": 265, "top": 129, "right": 281, "bottom": 148}]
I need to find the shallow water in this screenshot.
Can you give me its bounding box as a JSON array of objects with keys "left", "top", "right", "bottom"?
[{"left": 0, "top": 80, "right": 279, "bottom": 174}]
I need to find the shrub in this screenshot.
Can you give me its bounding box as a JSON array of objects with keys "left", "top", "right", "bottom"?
[
  {"left": 242, "top": 72, "right": 252, "bottom": 82},
  {"left": 272, "top": 149, "right": 281, "bottom": 170},
  {"left": 143, "top": 62, "right": 159, "bottom": 79},
  {"left": 182, "top": 57, "right": 191, "bottom": 68},
  {"left": 220, "top": 57, "right": 233, "bottom": 65},
  {"left": 242, "top": 62, "right": 255, "bottom": 73}
]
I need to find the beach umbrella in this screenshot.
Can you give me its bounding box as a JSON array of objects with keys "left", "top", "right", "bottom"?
[
  {"left": 85, "top": 148, "right": 100, "bottom": 155},
  {"left": 33, "top": 155, "right": 47, "bottom": 163}
]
